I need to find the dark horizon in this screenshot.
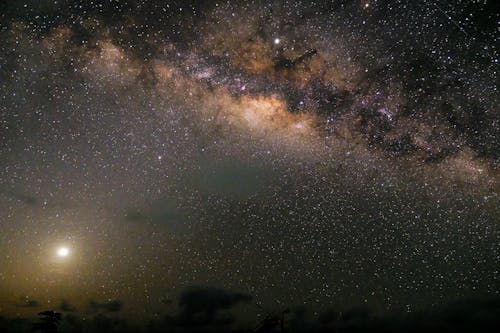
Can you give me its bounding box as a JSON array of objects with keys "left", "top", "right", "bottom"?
[{"left": 2, "top": 291, "right": 500, "bottom": 332}]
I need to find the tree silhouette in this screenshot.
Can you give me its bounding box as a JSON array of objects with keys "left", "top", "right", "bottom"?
[{"left": 32, "top": 310, "right": 62, "bottom": 333}]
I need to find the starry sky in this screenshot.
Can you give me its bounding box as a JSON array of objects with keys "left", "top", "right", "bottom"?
[{"left": 0, "top": 0, "right": 499, "bottom": 330}]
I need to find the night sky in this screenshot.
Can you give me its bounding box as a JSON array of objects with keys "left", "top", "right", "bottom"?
[{"left": 0, "top": 0, "right": 499, "bottom": 332}]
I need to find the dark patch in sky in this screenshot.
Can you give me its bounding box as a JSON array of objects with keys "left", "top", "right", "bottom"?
[
  {"left": 59, "top": 300, "right": 77, "bottom": 313},
  {"left": 167, "top": 286, "right": 253, "bottom": 327},
  {"left": 16, "top": 298, "right": 40, "bottom": 308},
  {"left": 89, "top": 300, "right": 124, "bottom": 313},
  {"left": 0, "top": 190, "right": 38, "bottom": 206},
  {"left": 188, "top": 162, "right": 276, "bottom": 199}
]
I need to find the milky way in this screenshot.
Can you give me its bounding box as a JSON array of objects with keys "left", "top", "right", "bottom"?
[{"left": 0, "top": 0, "right": 499, "bottom": 328}]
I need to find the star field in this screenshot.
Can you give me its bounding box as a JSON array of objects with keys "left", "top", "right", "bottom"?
[{"left": 0, "top": 0, "right": 499, "bottom": 331}]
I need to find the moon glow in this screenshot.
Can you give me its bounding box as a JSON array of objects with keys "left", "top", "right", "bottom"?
[{"left": 57, "top": 247, "right": 70, "bottom": 258}]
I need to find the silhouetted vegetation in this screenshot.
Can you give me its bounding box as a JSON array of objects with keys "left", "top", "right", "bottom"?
[
  {"left": 1, "top": 292, "right": 499, "bottom": 333},
  {"left": 31, "top": 311, "right": 61, "bottom": 333}
]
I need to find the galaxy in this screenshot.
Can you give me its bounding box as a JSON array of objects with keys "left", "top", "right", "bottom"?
[{"left": 0, "top": 1, "right": 499, "bottom": 332}]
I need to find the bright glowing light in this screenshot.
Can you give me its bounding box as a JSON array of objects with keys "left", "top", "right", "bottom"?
[
  {"left": 274, "top": 38, "right": 281, "bottom": 45},
  {"left": 57, "top": 247, "right": 69, "bottom": 257}
]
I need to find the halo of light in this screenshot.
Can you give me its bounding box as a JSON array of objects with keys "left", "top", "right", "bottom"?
[{"left": 57, "top": 247, "right": 69, "bottom": 257}]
